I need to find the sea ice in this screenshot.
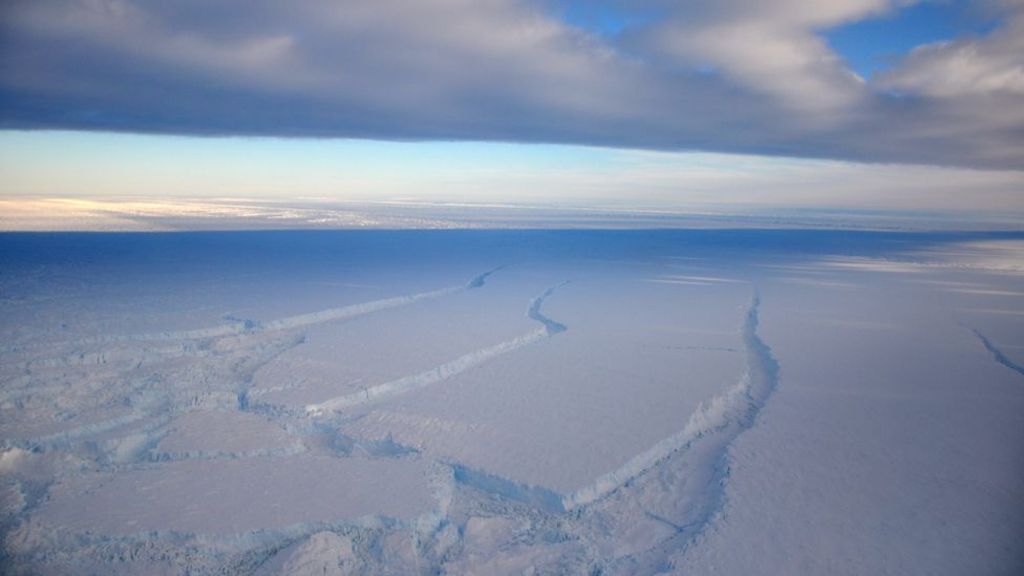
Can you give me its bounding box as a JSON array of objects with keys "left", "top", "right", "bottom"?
[{"left": 1, "top": 230, "right": 1021, "bottom": 575}]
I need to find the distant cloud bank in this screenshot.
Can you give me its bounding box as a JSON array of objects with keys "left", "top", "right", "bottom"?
[
  {"left": 2, "top": 196, "right": 1021, "bottom": 232},
  {"left": 1, "top": 0, "right": 1022, "bottom": 168}
]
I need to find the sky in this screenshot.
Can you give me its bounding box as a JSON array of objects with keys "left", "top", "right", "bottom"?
[{"left": 0, "top": 0, "right": 1022, "bottom": 226}]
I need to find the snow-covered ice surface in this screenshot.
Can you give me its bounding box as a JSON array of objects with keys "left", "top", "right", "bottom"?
[{"left": 1, "top": 230, "right": 1022, "bottom": 575}]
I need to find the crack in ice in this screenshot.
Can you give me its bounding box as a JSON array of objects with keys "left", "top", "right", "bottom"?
[
  {"left": 564, "top": 292, "right": 779, "bottom": 511},
  {"left": 968, "top": 326, "right": 1024, "bottom": 379},
  {"left": 72, "top": 267, "right": 506, "bottom": 346},
  {"left": 305, "top": 282, "right": 569, "bottom": 415}
]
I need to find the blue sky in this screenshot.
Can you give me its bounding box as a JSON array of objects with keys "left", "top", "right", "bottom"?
[
  {"left": 824, "top": 0, "right": 998, "bottom": 78},
  {"left": 554, "top": 1, "right": 658, "bottom": 37},
  {"left": 0, "top": 0, "right": 1021, "bottom": 220},
  {"left": 3, "top": 130, "right": 1021, "bottom": 220},
  {"left": 557, "top": 0, "right": 1000, "bottom": 78}
]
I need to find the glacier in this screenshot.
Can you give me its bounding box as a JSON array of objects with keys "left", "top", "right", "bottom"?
[{"left": 1, "top": 229, "right": 1022, "bottom": 575}]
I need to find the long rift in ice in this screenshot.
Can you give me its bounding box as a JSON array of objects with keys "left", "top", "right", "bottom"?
[
  {"left": 451, "top": 463, "right": 567, "bottom": 514},
  {"left": 76, "top": 267, "right": 505, "bottom": 345},
  {"left": 968, "top": 327, "right": 1024, "bottom": 379},
  {"left": 528, "top": 282, "right": 569, "bottom": 334},
  {"left": 305, "top": 282, "right": 568, "bottom": 415},
  {"left": 564, "top": 293, "right": 779, "bottom": 511}
]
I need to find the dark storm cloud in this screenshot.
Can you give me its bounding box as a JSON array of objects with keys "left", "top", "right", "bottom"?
[{"left": 1, "top": 0, "right": 1022, "bottom": 168}]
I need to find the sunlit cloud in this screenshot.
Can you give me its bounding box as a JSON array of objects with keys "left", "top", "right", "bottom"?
[{"left": 1, "top": 0, "right": 1022, "bottom": 168}]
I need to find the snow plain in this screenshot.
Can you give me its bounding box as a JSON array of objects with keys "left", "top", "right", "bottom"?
[{"left": 1, "top": 230, "right": 1022, "bottom": 575}]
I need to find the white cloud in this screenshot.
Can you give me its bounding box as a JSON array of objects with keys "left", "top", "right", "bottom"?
[
  {"left": 0, "top": 0, "right": 1022, "bottom": 168},
  {"left": 637, "top": 0, "right": 907, "bottom": 116},
  {"left": 880, "top": 7, "right": 1024, "bottom": 97}
]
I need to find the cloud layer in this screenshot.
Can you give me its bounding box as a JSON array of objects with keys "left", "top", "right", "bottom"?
[{"left": 1, "top": 0, "right": 1022, "bottom": 168}]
